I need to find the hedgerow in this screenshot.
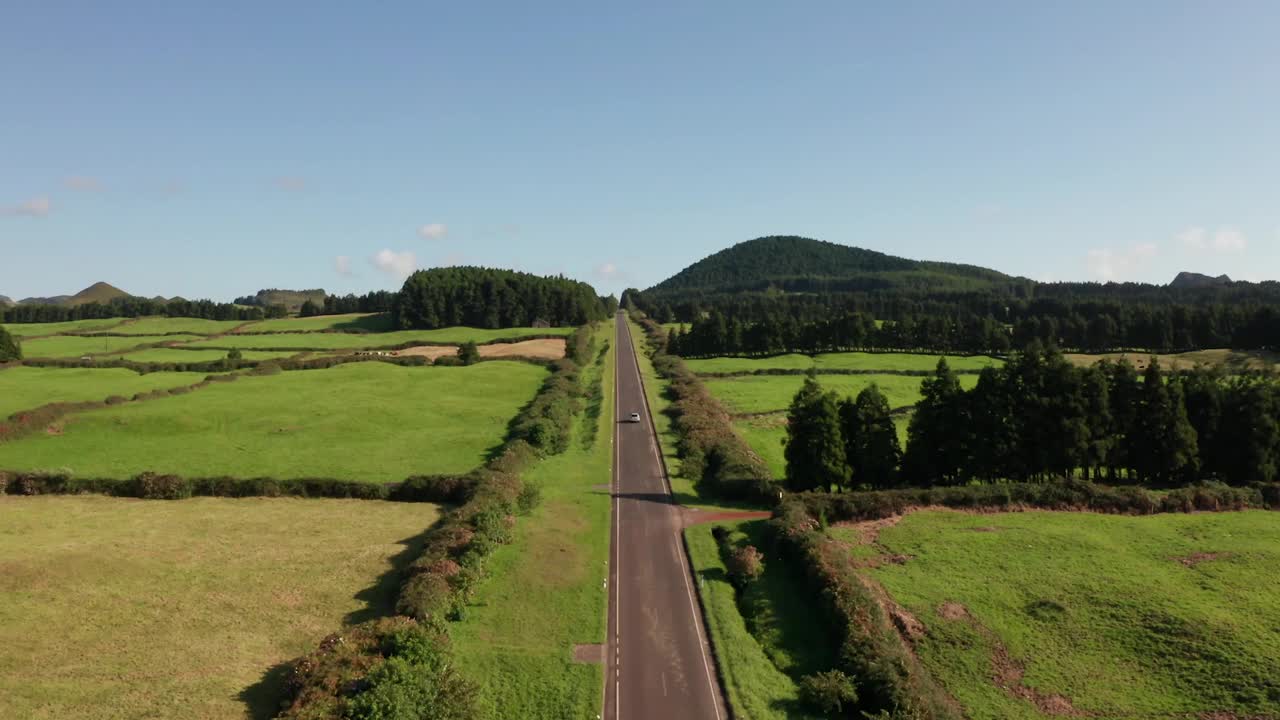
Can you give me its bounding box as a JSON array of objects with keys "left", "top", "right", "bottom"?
[{"left": 633, "top": 315, "right": 777, "bottom": 504}]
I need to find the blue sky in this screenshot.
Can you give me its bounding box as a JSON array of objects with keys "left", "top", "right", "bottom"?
[{"left": 2, "top": 1, "right": 1277, "bottom": 301}]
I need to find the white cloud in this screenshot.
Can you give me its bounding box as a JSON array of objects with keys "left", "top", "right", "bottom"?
[
  {"left": 594, "top": 262, "right": 619, "bottom": 279},
  {"left": 334, "top": 255, "right": 354, "bottom": 277},
  {"left": 1086, "top": 242, "right": 1158, "bottom": 282},
  {"left": 2, "top": 196, "right": 52, "bottom": 217},
  {"left": 1179, "top": 225, "right": 1247, "bottom": 253},
  {"left": 371, "top": 249, "right": 417, "bottom": 281},
  {"left": 417, "top": 223, "right": 448, "bottom": 240},
  {"left": 64, "top": 176, "right": 102, "bottom": 191},
  {"left": 274, "top": 176, "right": 306, "bottom": 191}
]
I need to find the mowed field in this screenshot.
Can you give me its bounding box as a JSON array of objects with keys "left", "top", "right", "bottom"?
[
  {"left": 2, "top": 318, "right": 129, "bottom": 337},
  {"left": 85, "top": 317, "right": 247, "bottom": 335},
  {"left": 838, "top": 510, "right": 1280, "bottom": 719},
  {"left": 232, "top": 313, "right": 395, "bottom": 333},
  {"left": 0, "top": 495, "right": 440, "bottom": 720},
  {"left": 118, "top": 348, "right": 300, "bottom": 363},
  {"left": 0, "top": 367, "right": 217, "bottom": 419},
  {"left": 0, "top": 361, "right": 547, "bottom": 481}
]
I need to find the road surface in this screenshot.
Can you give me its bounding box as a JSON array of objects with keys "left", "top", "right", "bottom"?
[{"left": 604, "top": 313, "right": 726, "bottom": 720}]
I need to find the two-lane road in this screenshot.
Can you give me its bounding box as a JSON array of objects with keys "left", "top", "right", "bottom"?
[{"left": 605, "top": 313, "right": 725, "bottom": 720}]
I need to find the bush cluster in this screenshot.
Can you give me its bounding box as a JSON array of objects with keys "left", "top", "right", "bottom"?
[
  {"left": 510, "top": 325, "right": 595, "bottom": 454},
  {"left": 634, "top": 316, "right": 777, "bottom": 503},
  {"left": 768, "top": 479, "right": 1280, "bottom": 718},
  {"left": 0, "top": 470, "right": 470, "bottom": 502}
]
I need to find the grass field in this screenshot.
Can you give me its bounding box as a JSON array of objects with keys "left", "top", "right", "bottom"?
[
  {"left": 844, "top": 509, "right": 1280, "bottom": 719},
  {"left": 686, "top": 352, "right": 1000, "bottom": 375},
  {"left": 84, "top": 317, "right": 247, "bottom": 335},
  {"left": 181, "top": 326, "right": 574, "bottom": 350},
  {"left": 0, "top": 361, "right": 547, "bottom": 481},
  {"left": 235, "top": 313, "right": 395, "bottom": 333},
  {"left": 704, "top": 373, "right": 979, "bottom": 415},
  {"left": 451, "top": 324, "right": 614, "bottom": 719},
  {"left": 0, "top": 367, "right": 216, "bottom": 418},
  {"left": 685, "top": 520, "right": 827, "bottom": 720},
  {"left": 0, "top": 495, "right": 440, "bottom": 720},
  {"left": 119, "top": 348, "right": 300, "bottom": 363},
  {"left": 1066, "top": 348, "right": 1280, "bottom": 373},
  {"left": 1, "top": 318, "right": 130, "bottom": 337},
  {"left": 21, "top": 334, "right": 205, "bottom": 358}
]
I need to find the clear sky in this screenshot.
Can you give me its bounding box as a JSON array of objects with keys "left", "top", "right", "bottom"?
[{"left": 2, "top": 1, "right": 1277, "bottom": 301}]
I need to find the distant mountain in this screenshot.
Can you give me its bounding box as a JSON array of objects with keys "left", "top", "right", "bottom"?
[
  {"left": 16, "top": 282, "right": 131, "bottom": 307},
  {"left": 234, "top": 288, "right": 326, "bottom": 312},
  {"left": 644, "top": 235, "right": 1018, "bottom": 297},
  {"left": 0, "top": 295, "right": 13, "bottom": 308},
  {"left": 1170, "top": 272, "right": 1232, "bottom": 289}
]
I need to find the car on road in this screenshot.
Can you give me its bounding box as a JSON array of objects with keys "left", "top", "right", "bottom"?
[{"left": 627, "top": 412, "right": 641, "bottom": 423}]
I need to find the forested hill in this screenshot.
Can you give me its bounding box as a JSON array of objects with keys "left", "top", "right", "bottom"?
[{"left": 645, "top": 236, "right": 1018, "bottom": 296}]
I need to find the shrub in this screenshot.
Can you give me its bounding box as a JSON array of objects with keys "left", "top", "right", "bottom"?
[
  {"left": 457, "top": 341, "right": 481, "bottom": 366},
  {"left": 132, "top": 472, "right": 192, "bottom": 500},
  {"left": 516, "top": 482, "right": 541, "bottom": 515},
  {"left": 799, "top": 670, "right": 859, "bottom": 714},
  {"left": 726, "top": 545, "right": 764, "bottom": 588},
  {"left": 396, "top": 572, "right": 453, "bottom": 621},
  {"left": 104, "top": 395, "right": 127, "bottom": 405},
  {"left": 391, "top": 475, "right": 473, "bottom": 504}
]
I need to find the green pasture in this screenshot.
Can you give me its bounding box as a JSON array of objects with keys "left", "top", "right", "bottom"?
[
  {"left": 686, "top": 352, "right": 1000, "bottom": 375},
  {"left": 1066, "top": 348, "right": 1280, "bottom": 373},
  {"left": 0, "top": 361, "right": 547, "bottom": 481},
  {"left": 0, "top": 495, "right": 439, "bottom": 720},
  {"left": 1, "top": 318, "right": 129, "bottom": 337},
  {"left": 84, "top": 317, "right": 245, "bottom": 335},
  {"left": 119, "top": 348, "right": 299, "bottom": 364},
  {"left": 236, "top": 313, "right": 395, "bottom": 333},
  {"left": 704, "top": 373, "right": 978, "bottom": 416},
  {"left": 451, "top": 323, "right": 614, "bottom": 718},
  {"left": 684, "top": 520, "right": 826, "bottom": 720},
  {"left": 21, "top": 334, "right": 205, "bottom": 358},
  {"left": 182, "top": 326, "right": 574, "bottom": 350},
  {"left": 853, "top": 509, "right": 1280, "bottom": 719},
  {"left": 0, "top": 367, "right": 215, "bottom": 419}
]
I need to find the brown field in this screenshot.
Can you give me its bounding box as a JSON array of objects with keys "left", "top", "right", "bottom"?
[
  {"left": 1065, "top": 348, "right": 1280, "bottom": 372},
  {"left": 393, "top": 338, "right": 566, "bottom": 361}
]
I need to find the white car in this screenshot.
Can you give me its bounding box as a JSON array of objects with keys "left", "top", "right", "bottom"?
[{"left": 628, "top": 412, "right": 641, "bottom": 423}]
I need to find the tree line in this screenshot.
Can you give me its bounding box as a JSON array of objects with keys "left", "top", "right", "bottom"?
[
  {"left": 299, "top": 290, "right": 397, "bottom": 317},
  {"left": 784, "top": 347, "right": 1280, "bottom": 492},
  {"left": 1, "top": 297, "right": 284, "bottom": 324},
  {"left": 660, "top": 303, "right": 1280, "bottom": 357},
  {"left": 394, "top": 266, "right": 614, "bottom": 330}
]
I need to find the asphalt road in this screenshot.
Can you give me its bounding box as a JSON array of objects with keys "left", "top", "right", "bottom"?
[{"left": 604, "top": 313, "right": 726, "bottom": 720}]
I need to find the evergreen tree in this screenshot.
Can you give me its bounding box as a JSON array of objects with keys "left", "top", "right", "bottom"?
[
  {"left": 845, "top": 384, "right": 901, "bottom": 489},
  {"left": 1134, "top": 360, "right": 1199, "bottom": 483},
  {"left": 903, "top": 359, "right": 968, "bottom": 485},
  {"left": 457, "top": 341, "right": 481, "bottom": 366},
  {"left": 784, "top": 372, "right": 849, "bottom": 492},
  {"left": 299, "top": 299, "right": 321, "bottom": 317},
  {"left": 1218, "top": 379, "right": 1279, "bottom": 485}
]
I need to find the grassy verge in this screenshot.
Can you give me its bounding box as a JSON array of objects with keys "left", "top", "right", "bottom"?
[
  {"left": 684, "top": 520, "right": 826, "bottom": 720},
  {"left": 0, "top": 362, "right": 546, "bottom": 481},
  {"left": 449, "top": 323, "right": 614, "bottom": 719},
  {"left": 0, "top": 495, "right": 440, "bottom": 720}
]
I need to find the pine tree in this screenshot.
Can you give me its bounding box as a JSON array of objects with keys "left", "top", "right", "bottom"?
[
  {"left": 903, "top": 359, "right": 968, "bottom": 485},
  {"left": 1135, "top": 360, "right": 1199, "bottom": 483},
  {"left": 784, "top": 372, "right": 849, "bottom": 492},
  {"left": 847, "top": 384, "right": 901, "bottom": 489}
]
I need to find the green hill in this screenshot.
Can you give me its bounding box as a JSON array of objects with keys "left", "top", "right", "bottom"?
[
  {"left": 645, "top": 236, "right": 1016, "bottom": 297},
  {"left": 67, "top": 281, "right": 130, "bottom": 306}
]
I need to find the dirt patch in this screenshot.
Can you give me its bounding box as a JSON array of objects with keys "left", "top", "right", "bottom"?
[
  {"left": 939, "top": 601, "right": 970, "bottom": 620},
  {"left": 1176, "top": 551, "right": 1232, "bottom": 567},
  {"left": 682, "top": 509, "right": 771, "bottom": 527},
  {"left": 891, "top": 605, "right": 927, "bottom": 642},
  {"left": 392, "top": 338, "right": 567, "bottom": 362},
  {"left": 393, "top": 345, "right": 458, "bottom": 360},
  {"left": 833, "top": 513, "right": 907, "bottom": 546},
  {"left": 479, "top": 338, "right": 565, "bottom": 359},
  {"left": 572, "top": 643, "right": 604, "bottom": 664}
]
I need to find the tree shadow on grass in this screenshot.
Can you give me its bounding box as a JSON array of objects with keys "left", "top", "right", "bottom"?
[
  {"left": 345, "top": 521, "right": 441, "bottom": 626},
  {"left": 236, "top": 517, "right": 444, "bottom": 719},
  {"left": 238, "top": 661, "right": 293, "bottom": 720}
]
